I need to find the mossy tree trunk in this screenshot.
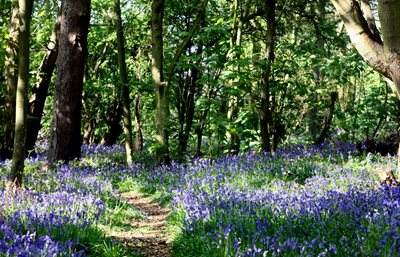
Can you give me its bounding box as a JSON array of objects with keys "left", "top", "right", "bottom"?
[
  {"left": 152, "top": 0, "right": 170, "bottom": 165},
  {"left": 8, "top": 0, "right": 34, "bottom": 189},
  {"left": 114, "top": 0, "right": 133, "bottom": 165}
]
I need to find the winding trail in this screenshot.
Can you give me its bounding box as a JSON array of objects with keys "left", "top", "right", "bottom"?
[{"left": 108, "top": 192, "right": 172, "bottom": 257}]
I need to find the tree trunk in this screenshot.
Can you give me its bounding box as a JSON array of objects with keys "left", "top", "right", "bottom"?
[
  {"left": 360, "top": 0, "right": 381, "bottom": 40},
  {"left": 8, "top": 0, "right": 34, "bottom": 189},
  {"left": 47, "top": 0, "right": 91, "bottom": 163},
  {"left": 100, "top": 102, "right": 123, "bottom": 145},
  {"left": 196, "top": 126, "right": 204, "bottom": 157},
  {"left": 331, "top": 0, "right": 400, "bottom": 170},
  {"left": 134, "top": 93, "right": 143, "bottom": 152},
  {"left": 83, "top": 118, "right": 96, "bottom": 145},
  {"left": 177, "top": 65, "right": 200, "bottom": 155},
  {"left": 377, "top": 0, "right": 400, "bottom": 172},
  {"left": 260, "top": 0, "right": 276, "bottom": 152},
  {"left": 3, "top": 2, "right": 20, "bottom": 160},
  {"left": 151, "top": 0, "right": 170, "bottom": 165},
  {"left": 330, "top": 0, "right": 391, "bottom": 85},
  {"left": 114, "top": 0, "right": 133, "bottom": 165},
  {"left": 316, "top": 92, "right": 338, "bottom": 144},
  {"left": 226, "top": 0, "right": 248, "bottom": 155},
  {"left": 26, "top": 16, "right": 60, "bottom": 156}
]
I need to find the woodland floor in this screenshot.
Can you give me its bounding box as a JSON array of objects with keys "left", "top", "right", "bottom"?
[{"left": 107, "top": 192, "right": 172, "bottom": 257}]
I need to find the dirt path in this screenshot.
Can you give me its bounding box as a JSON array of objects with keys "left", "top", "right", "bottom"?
[{"left": 108, "top": 191, "right": 172, "bottom": 257}]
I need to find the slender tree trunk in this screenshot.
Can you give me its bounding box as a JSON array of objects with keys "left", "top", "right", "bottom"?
[
  {"left": 26, "top": 16, "right": 60, "bottom": 155},
  {"left": 226, "top": 0, "right": 247, "bottom": 155},
  {"left": 114, "top": 0, "right": 133, "bottom": 165},
  {"left": 196, "top": 128, "right": 203, "bottom": 156},
  {"left": 47, "top": 0, "right": 91, "bottom": 163},
  {"left": 93, "top": 42, "right": 109, "bottom": 78},
  {"left": 134, "top": 93, "right": 143, "bottom": 151},
  {"left": 316, "top": 92, "right": 338, "bottom": 144},
  {"left": 183, "top": 67, "right": 199, "bottom": 153},
  {"left": 177, "top": 74, "right": 186, "bottom": 153},
  {"left": 260, "top": 0, "right": 276, "bottom": 152},
  {"left": 177, "top": 66, "right": 200, "bottom": 155},
  {"left": 8, "top": 0, "right": 34, "bottom": 190},
  {"left": 177, "top": 23, "right": 205, "bottom": 155},
  {"left": 3, "top": 2, "right": 20, "bottom": 159},
  {"left": 152, "top": 0, "right": 170, "bottom": 165},
  {"left": 307, "top": 0, "right": 328, "bottom": 141},
  {"left": 83, "top": 118, "right": 95, "bottom": 144}
]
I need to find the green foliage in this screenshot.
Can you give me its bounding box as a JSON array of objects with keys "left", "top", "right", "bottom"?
[{"left": 1, "top": 0, "right": 398, "bottom": 159}]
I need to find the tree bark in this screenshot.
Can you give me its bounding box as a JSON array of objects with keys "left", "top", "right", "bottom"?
[
  {"left": 26, "top": 16, "right": 61, "bottom": 155},
  {"left": 177, "top": 63, "right": 200, "bottom": 155},
  {"left": 152, "top": 0, "right": 170, "bottom": 165},
  {"left": 378, "top": 0, "right": 400, "bottom": 94},
  {"left": 227, "top": 0, "right": 250, "bottom": 154},
  {"left": 3, "top": 2, "right": 20, "bottom": 159},
  {"left": 134, "top": 93, "right": 143, "bottom": 152},
  {"left": 9, "top": 0, "right": 34, "bottom": 189},
  {"left": 260, "top": 0, "right": 276, "bottom": 152},
  {"left": 377, "top": 0, "right": 400, "bottom": 172},
  {"left": 331, "top": 0, "right": 400, "bottom": 170},
  {"left": 316, "top": 92, "right": 338, "bottom": 144},
  {"left": 83, "top": 118, "right": 96, "bottom": 144},
  {"left": 48, "top": 0, "right": 91, "bottom": 163},
  {"left": 114, "top": 0, "right": 133, "bottom": 165},
  {"left": 360, "top": 0, "right": 381, "bottom": 41},
  {"left": 330, "top": 0, "right": 391, "bottom": 85}
]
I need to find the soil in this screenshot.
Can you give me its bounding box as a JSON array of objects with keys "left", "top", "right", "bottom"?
[{"left": 107, "top": 191, "right": 172, "bottom": 257}]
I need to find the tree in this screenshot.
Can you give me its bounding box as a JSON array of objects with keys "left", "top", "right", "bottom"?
[
  {"left": 114, "top": 0, "right": 133, "bottom": 165},
  {"left": 3, "top": 2, "right": 20, "bottom": 159},
  {"left": 170, "top": 0, "right": 208, "bottom": 155},
  {"left": 8, "top": 0, "right": 34, "bottom": 189},
  {"left": 151, "top": 0, "right": 169, "bottom": 165},
  {"left": 47, "top": 0, "right": 91, "bottom": 163},
  {"left": 134, "top": 93, "right": 143, "bottom": 151},
  {"left": 225, "top": 0, "right": 250, "bottom": 154},
  {"left": 330, "top": 0, "right": 400, "bottom": 167},
  {"left": 26, "top": 15, "right": 61, "bottom": 155},
  {"left": 260, "top": 0, "right": 277, "bottom": 152}
]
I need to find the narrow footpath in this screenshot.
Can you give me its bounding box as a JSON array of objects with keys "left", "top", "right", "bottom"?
[{"left": 108, "top": 191, "right": 172, "bottom": 257}]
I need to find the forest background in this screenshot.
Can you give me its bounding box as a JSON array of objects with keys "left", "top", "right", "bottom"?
[
  {"left": 2, "top": 0, "right": 400, "bottom": 256},
  {"left": 1, "top": 0, "right": 399, "bottom": 168}
]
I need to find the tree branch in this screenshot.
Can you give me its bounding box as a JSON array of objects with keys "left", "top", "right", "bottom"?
[
  {"left": 330, "top": 0, "right": 390, "bottom": 79},
  {"left": 166, "top": 0, "right": 208, "bottom": 85}
]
